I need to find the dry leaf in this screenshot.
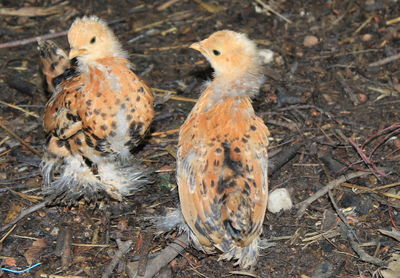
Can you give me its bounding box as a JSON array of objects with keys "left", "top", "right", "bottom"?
[
  {"left": 117, "top": 219, "right": 129, "bottom": 231},
  {"left": 24, "top": 239, "right": 48, "bottom": 265},
  {"left": 3, "top": 202, "right": 24, "bottom": 224},
  {"left": 5, "top": 257, "right": 17, "bottom": 266}
]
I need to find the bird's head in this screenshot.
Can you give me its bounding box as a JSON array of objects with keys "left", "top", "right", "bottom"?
[
  {"left": 67, "top": 16, "right": 125, "bottom": 62},
  {"left": 190, "top": 30, "right": 260, "bottom": 80}
]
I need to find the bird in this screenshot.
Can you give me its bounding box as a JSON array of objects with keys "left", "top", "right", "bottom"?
[
  {"left": 39, "top": 16, "right": 154, "bottom": 203},
  {"left": 176, "top": 30, "right": 270, "bottom": 268}
]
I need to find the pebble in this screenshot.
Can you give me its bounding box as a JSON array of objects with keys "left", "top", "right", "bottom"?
[
  {"left": 267, "top": 188, "right": 293, "bottom": 213},
  {"left": 362, "top": 33, "right": 373, "bottom": 41},
  {"left": 258, "top": 49, "right": 274, "bottom": 64},
  {"left": 356, "top": 93, "right": 368, "bottom": 103},
  {"left": 303, "top": 35, "right": 319, "bottom": 47}
]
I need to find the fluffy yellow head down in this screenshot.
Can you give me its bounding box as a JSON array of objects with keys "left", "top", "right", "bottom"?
[
  {"left": 190, "top": 30, "right": 260, "bottom": 80},
  {"left": 67, "top": 16, "right": 126, "bottom": 62}
]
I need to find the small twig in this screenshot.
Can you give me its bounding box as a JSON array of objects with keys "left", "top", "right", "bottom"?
[
  {"left": 0, "top": 18, "right": 125, "bottom": 49},
  {"left": 388, "top": 206, "right": 400, "bottom": 231},
  {"left": 0, "top": 100, "right": 39, "bottom": 118},
  {"left": 0, "top": 30, "right": 68, "bottom": 49},
  {"left": 151, "top": 88, "right": 177, "bottom": 94},
  {"left": 229, "top": 270, "right": 259, "bottom": 277},
  {"left": 0, "top": 122, "right": 41, "bottom": 156},
  {"left": 340, "top": 182, "right": 400, "bottom": 200},
  {"left": 40, "top": 274, "right": 86, "bottom": 278},
  {"left": 0, "top": 172, "right": 40, "bottom": 184},
  {"left": 348, "top": 138, "right": 385, "bottom": 176},
  {"left": 362, "top": 123, "right": 400, "bottom": 148},
  {"left": 328, "top": 190, "right": 359, "bottom": 241},
  {"left": 386, "top": 16, "right": 400, "bottom": 25},
  {"left": 127, "top": 233, "right": 189, "bottom": 278},
  {"left": 0, "top": 225, "right": 16, "bottom": 243},
  {"left": 61, "top": 229, "right": 72, "bottom": 267},
  {"left": 368, "top": 52, "right": 400, "bottom": 67},
  {"left": 0, "top": 198, "right": 51, "bottom": 233},
  {"left": 328, "top": 190, "right": 385, "bottom": 266},
  {"left": 254, "top": 0, "right": 293, "bottom": 24},
  {"left": 266, "top": 119, "right": 298, "bottom": 131},
  {"left": 268, "top": 143, "right": 303, "bottom": 176},
  {"left": 155, "top": 93, "right": 197, "bottom": 103},
  {"left": 157, "top": 0, "right": 180, "bottom": 11},
  {"left": 146, "top": 44, "right": 190, "bottom": 52},
  {"left": 192, "top": 0, "right": 225, "bottom": 13},
  {"left": 353, "top": 16, "right": 373, "bottom": 35},
  {"left": 368, "top": 127, "right": 400, "bottom": 158},
  {"left": 102, "top": 239, "right": 133, "bottom": 278},
  {"left": 295, "top": 170, "right": 385, "bottom": 219},
  {"left": 0, "top": 184, "right": 28, "bottom": 193},
  {"left": 0, "top": 2, "right": 68, "bottom": 17},
  {"left": 150, "top": 128, "right": 180, "bottom": 137}
]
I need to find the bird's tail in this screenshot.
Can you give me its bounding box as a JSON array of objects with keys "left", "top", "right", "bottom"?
[
  {"left": 41, "top": 154, "right": 106, "bottom": 204},
  {"left": 218, "top": 238, "right": 260, "bottom": 269},
  {"left": 41, "top": 153, "right": 152, "bottom": 203},
  {"left": 96, "top": 159, "right": 152, "bottom": 200},
  {"left": 38, "top": 40, "right": 70, "bottom": 92}
]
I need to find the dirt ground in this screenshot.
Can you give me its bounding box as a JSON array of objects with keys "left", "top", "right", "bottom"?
[{"left": 0, "top": 0, "right": 400, "bottom": 277}]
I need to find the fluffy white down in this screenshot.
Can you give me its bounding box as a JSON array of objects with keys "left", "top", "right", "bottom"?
[{"left": 267, "top": 188, "right": 293, "bottom": 213}]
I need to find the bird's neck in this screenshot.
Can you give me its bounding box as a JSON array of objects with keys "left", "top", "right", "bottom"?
[
  {"left": 210, "top": 68, "right": 265, "bottom": 99},
  {"left": 194, "top": 69, "right": 264, "bottom": 113},
  {"left": 77, "top": 56, "right": 127, "bottom": 73}
]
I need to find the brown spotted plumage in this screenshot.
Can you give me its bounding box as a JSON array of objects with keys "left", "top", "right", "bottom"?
[
  {"left": 177, "top": 30, "right": 270, "bottom": 268},
  {"left": 39, "top": 16, "right": 154, "bottom": 202}
]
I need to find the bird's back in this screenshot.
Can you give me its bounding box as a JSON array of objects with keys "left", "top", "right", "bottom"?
[{"left": 177, "top": 90, "right": 269, "bottom": 264}]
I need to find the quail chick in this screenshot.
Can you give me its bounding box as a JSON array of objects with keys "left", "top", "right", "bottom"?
[
  {"left": 39, "top": 16, "right": 154, "bottom": 203},
  {"left": 176, "top": 30, "right": 270, "bottom": 268}
]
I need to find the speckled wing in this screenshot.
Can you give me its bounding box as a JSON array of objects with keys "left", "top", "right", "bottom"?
[
  {"left": 43, "top": 57, "right": 154, "bottom": 156},
  {"left": 177, "top": 96, "right": 270, "bottom": 251},
  {"left": 43, "top": 75, "right": 83, "bottom": 139}
]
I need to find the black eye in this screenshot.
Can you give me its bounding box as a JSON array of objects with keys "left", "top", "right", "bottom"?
[
  {"left": 213, "top": 49, "right": 221, "bottom": 56},
  {"left": 90, "top": 37, "right": 96, "bottom": 44}
]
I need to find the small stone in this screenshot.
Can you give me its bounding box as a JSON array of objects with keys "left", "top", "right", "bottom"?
[
  {"left": 303, "top": 35, "right": 319, "bottom": 47},
  {"left": 258, "top": 49, "right": 274, "bottom": 64},
  {"left": 274, "top": 55, "right": 284, "bottom": 66},
  {"left": 267, "top": 188, "right": 293, "bottom": 213},
  {"left": 356, "top": 93, "right": 368, "bottom": 103},
  {"left": 362, "top": 33, "right": 373, "bottom": 41}
]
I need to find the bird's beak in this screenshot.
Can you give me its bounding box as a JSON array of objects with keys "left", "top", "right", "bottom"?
[
  {"left": 190, "top": 42, "right": 202, "bottom": 52},
  {"left": 69, "top": 48, "right": 87, "bottom": 59}
]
